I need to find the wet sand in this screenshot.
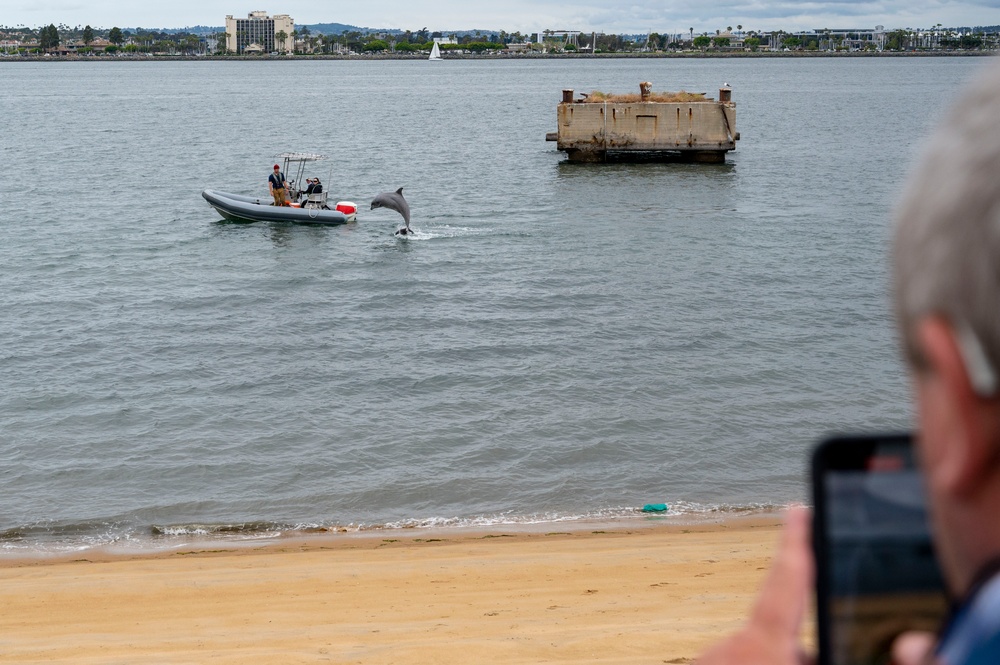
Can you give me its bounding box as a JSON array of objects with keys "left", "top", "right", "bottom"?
[{"left": 0, "top": 516, "right": 787, "bottom": 664}]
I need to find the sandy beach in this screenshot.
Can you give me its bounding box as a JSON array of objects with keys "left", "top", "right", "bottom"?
[{"left": 0, "top": 515, "right": 790, "bottom": 664}]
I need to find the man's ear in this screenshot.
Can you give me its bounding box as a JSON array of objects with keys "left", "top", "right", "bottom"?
[{"left": 917, "top": 317, "right": 998, "bottom": 495}]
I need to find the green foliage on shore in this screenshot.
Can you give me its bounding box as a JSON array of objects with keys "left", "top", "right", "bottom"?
[
  {"left": 460, "top": 41, "right": 503, "bottom": 52},
  {"left": 941, "top": 34, "right": 983, "bottom": 49},
  {"left": 39, "top": 24, "right": 59, "bottom": 49},
  {"left": 363, "top": 39, "right": 389, "bottom": 52}
]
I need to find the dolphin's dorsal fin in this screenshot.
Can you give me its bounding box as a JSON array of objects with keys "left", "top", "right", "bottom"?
[{"left": 396, "top": 187, "right": 404, "bottom": 195}]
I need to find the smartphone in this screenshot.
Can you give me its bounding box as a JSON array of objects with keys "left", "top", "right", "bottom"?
[{"left": 812, "top": 433, "right": 948, "bottom": 665}]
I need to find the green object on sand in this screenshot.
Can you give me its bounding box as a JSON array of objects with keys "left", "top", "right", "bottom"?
[{"left": 641, "top": 503, "right": 669, "bottom": 512}]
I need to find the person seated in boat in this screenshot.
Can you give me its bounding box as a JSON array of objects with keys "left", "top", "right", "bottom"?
[
  {"left": 305, "top": 178, "right": 323, "bottom": 195},
  {"left": 301, "top": 178, "right": 324, "bottom": 208},
  {"left": 268, "top": 164, "right": 290, "bottom": 207}
]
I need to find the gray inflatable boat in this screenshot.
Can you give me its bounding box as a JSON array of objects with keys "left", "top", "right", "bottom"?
[{"left": 202, "top": 190, "right": 358, "bottom": 225}]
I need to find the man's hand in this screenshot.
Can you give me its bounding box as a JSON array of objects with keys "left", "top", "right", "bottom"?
[
  {"left": 892, "top": 631, "right": 938, "bottom": 665},
  {"left": 696, "top": 507, "right": 814, "bottom": 664}
]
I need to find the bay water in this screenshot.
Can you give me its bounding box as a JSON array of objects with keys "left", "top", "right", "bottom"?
[{"left": 0, "top": 56, "right": 986, "bottom": 554}]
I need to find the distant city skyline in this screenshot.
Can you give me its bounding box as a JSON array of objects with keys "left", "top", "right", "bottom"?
[{"left": 3, "top": 0, "right": 1000, "bottom": 34}]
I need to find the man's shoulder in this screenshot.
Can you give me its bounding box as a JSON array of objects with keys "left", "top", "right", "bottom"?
[
  {"left": 964, "top": 631, "right": 1000, "bottom": 665},
  {"left": 941, "top": 574, "right": 1000, "bottom": 665}
]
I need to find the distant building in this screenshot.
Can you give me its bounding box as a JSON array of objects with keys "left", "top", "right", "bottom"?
[{"left": 225, "top": 10, "right": 294, "bottom": 54}]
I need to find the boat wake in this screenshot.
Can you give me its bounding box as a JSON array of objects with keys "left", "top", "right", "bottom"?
[{"left": 394, "top": 224, "right": 501, "bottom": 240}]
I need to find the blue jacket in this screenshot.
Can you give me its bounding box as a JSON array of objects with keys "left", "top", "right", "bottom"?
[{"left": 938, "top": 570, "right": 1000, "bottom": 664}]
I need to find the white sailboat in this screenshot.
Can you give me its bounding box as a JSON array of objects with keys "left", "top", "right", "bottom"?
[{"left": 428, "top": 41, "right": 442, "bottom": 60}]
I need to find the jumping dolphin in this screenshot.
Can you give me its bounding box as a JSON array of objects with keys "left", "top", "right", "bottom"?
[{"left": 370, "top": 188, "right": 411, "bottom": 234}]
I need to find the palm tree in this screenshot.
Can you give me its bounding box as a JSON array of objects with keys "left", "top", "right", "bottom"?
[{"left": 275, "top": 30, "right": 288, "bottom": 53}]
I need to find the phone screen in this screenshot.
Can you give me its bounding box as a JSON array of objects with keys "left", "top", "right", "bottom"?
[{"left": 813, "top": 434, "right": 948, "bottom": 665}]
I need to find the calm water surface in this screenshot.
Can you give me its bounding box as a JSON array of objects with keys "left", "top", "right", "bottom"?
[{"left": 0, "top": 56, "right": 987, "bottom": 554}]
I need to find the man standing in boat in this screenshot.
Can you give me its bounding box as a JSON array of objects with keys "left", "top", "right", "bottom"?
[{"left": 268, "top": 164, "right": 289, "bottom": 207}]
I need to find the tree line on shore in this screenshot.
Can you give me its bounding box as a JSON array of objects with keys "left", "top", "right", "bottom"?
[{"left": 3, "top": 22, "right": 999, "bottom": 56}]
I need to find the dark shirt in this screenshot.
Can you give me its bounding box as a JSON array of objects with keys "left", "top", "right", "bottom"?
[
  {"left": 268, "top": 172, "right": 286, "bottom": 190},
  {"left": 305, "top": 183, "right": 323, "bottom": 195}
]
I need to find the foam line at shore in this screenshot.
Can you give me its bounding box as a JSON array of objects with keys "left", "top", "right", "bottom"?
[{"left": 0, "top": 502, "right": 787, "bottom": 560}]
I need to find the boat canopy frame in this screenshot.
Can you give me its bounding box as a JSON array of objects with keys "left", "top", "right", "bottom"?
[{"left": 276, "top": 152, "right": 330, "bottom": 200}]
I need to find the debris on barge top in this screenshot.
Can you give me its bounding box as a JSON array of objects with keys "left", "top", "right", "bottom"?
[{"left": 578, "top": 90, "right": 708, "bottom": 104}]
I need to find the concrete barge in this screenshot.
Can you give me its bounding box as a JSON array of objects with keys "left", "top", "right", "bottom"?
[{"left": 546, "top": 82, "right": 739, "bottom": 163}]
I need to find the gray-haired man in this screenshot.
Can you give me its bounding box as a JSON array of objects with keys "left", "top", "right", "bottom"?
[{"left": 697, "top": 61, "right": 1000, "bottom": 665}]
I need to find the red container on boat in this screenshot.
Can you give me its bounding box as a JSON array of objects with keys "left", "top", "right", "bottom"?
[{"left": 336, "top": 201, "right": 357, "bottom": 215}]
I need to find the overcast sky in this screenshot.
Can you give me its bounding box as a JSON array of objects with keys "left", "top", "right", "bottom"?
[{"left": 4, "top": 0, "right": 1000, "bottom": 33}]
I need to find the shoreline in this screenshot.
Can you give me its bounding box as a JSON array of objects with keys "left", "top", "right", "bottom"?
[
  {"left": 0, "top": 513, "right": 790, "bottom": 663},
  {"left": 2, "top": 50, "right": 994, "bottom": 62},
  {"left": 0, "top": 508, "right": 784, "bottom": 564}
]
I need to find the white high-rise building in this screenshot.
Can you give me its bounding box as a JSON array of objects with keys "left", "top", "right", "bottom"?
[{"left": 225, "top": 11, "right": 295, "bottom": 54}]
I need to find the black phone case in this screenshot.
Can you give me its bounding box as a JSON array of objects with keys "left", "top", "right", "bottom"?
[{"left": 812, "top": 433, "right": 914, "bottom": 665}]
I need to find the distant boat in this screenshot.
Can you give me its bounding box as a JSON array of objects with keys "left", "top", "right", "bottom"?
[{"left": 429, "top": 42, "right": 442, "bottom": 60}]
